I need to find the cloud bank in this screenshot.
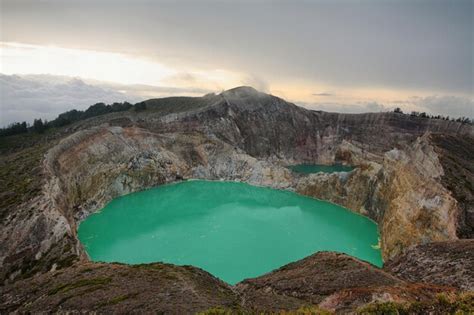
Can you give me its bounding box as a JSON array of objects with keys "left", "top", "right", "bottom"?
[{"left": 3, "top": 0, "right": 472, "bottom": 95}]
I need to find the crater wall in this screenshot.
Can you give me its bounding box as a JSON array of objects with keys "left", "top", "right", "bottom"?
[{"left": 0, "top": 87, "right": 472, "bottom": 284}]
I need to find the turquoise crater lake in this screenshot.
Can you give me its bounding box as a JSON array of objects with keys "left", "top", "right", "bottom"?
[
  {"left": 78, "top": 180, "right": 382, "bottom": 284},
  {"left": 289, "top": 164, "right": 354, "bottom": 174}
]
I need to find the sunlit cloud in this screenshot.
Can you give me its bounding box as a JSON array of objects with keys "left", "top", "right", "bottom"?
[
  {"left": 0, "top": 42, "right": 177, "bottom": 86},
  {"left": 313, "top": 93, "right": 334, "bottom": 97},
  {"left": 0, "top": 41, "right": 259, "bottom": 93}
]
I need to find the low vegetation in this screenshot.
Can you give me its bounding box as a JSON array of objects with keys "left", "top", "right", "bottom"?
[
  {"left": 48, "top": 277, "right": 112, "bottom": 295},
  {"left": 198, "top": 306, "right": 332, "bottom": 315},
  {"left": 96, "top": 293, "right": 138, "bottom": 307},
  {"left": 0, "top": 139, "right": 50, "bottom": 219},
  {"left": 357, "top": 292, "right": 474, "bottom": 315},
  {"left": 393, "top": 107, "right": 472, "bottom": 124}
]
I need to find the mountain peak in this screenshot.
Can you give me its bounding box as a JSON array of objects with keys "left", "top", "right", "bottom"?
[{"left": 222, "top": 86, "right": 261, "bottom": 96}]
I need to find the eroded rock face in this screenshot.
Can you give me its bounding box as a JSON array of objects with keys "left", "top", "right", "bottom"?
[
  {"left": 295, "top": 134, "right": 462, "bottom": 259},
  {"left": 385, "top": 240, "right": 474, "bottom": 291},
  {"left": 377, "top": 135, "right": 460, "bottom": 258},
  {"left": 296, "top": 161, "right": 384, "bottom": 220},
  {"left": 0, "top": 86, "right": 472, "bottom": 287}
]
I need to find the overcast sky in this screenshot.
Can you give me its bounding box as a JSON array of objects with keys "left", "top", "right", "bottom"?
[{"left": 1, "top": 0, "right": 473, "bottom": 126}]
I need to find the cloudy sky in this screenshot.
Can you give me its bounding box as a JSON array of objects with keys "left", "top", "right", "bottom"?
[{"left": 1, "top": 0, "right": 473, "bottom": 126}]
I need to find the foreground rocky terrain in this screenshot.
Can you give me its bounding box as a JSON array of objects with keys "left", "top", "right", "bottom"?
[
  {"left": 1, "top": 246, "right": 472, "bottom": 313},
  {"left": 0, "top": 87, "right": 473, "bottom": 313}
]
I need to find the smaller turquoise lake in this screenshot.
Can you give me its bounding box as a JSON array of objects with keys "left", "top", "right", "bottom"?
[
  {"left": 289, "top": 164, "right": 354, "bottom": 174},
  {"left": 78, "top": 180, "right": 382, "bottom": 284}
]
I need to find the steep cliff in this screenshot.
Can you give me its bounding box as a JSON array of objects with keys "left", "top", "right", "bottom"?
[
  {"left": 431, "top": 134, "right": 474, "bottom": 238},
  {"left": 295, "top": 133, "right": 462, "bottom": 259}
]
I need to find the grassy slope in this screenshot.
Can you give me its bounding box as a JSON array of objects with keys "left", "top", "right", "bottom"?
[{"left": 0, "top": 130, "right": 62, "bottom": 220}]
